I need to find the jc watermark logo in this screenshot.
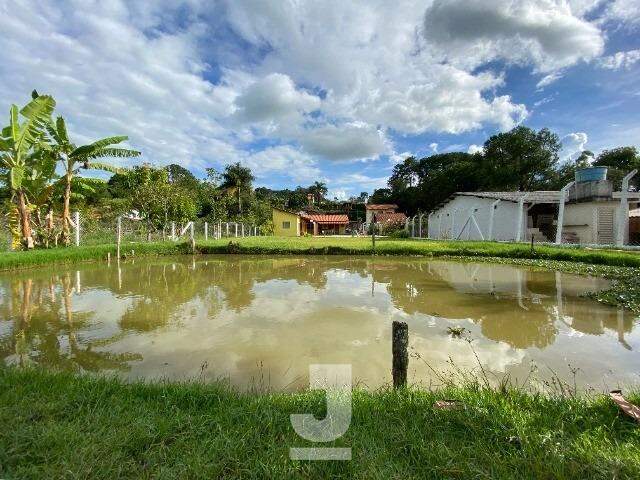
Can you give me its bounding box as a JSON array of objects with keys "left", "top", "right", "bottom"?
[{"left": 289, "top": 364, "right": 352, "bottom": 461}]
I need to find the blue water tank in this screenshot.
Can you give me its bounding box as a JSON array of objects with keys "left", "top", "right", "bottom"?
[{"left": 575, "top": 167, "right": 608, "bottom": 183}]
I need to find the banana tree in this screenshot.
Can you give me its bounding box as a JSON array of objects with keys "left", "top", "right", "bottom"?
[
  {"left": 46, "top": 117, "right": 141, "bottom": 245},
  {"left": 0, "top": 95, "right": 56, "bottom": 249}
]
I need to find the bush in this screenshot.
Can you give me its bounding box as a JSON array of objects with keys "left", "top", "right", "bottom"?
[{"left": 387, "top": 229, "right": 409, "bottom": 238}]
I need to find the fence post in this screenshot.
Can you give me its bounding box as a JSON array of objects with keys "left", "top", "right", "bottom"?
[
  {"left": 190, "top": 222, "right": 195, "bottom": 253},
  {"left": 204, "top": 222, "right": 208, "bottom": 241},
  {"left": 556, "top": 181, "right": 574, "bottom": 244},
  {"left": 392, "top": 321, "right": 408, "bottom": 388},
  {"left": 116, "top": 216, "right": 121, "bottom": 260},
  {"left": 617, "top": 169, "right": 637, "bottom": 246},
  {"left": 516, "top": 195, "right": 526, "bottom": 242},
  {"left": 241, "top": 224, "right": 245, "bottom": 237},
  {"left": 74, "top": 211, "right": 80, "bottom": 246},
  {"left": 488, "top": 199, "right": 501, "bottom": 241}
]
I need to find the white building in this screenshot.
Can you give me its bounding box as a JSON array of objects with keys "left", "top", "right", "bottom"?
[{"left": 427, "top": 170, "right": 639, "bottom": 245}]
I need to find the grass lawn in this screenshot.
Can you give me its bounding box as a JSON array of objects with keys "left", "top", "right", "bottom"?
[
  {"left": 2, "top": 236, "right": 640, "bottom": 271},
  {"left": 1, "top": 368, "right": 639, "bottom": 479}
]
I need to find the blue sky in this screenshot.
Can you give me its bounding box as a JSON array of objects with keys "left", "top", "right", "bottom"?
[{"left": 1, "top": 1, "right": 639, "bottom": 199}]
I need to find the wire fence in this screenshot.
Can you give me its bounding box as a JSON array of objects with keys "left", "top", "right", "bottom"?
[{"left": 2, "top": 212, "right": 264, "bottom": 251}]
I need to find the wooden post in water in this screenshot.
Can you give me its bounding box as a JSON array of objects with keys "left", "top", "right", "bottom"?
[
  {"left": 392, "top": 320, "right": 408, "bottom": 388},
  {"left": 371, "top": 213, "right": 376, "bottom": 254},
  {"left": 116, "top": 216, "right": 121, "bottom": 260}
]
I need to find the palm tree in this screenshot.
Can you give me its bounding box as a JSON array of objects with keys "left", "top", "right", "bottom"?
[
  {"left": 0, "top": 94, "right": 56, "bottom": 248},
  {"left": 46, "top": 116, "right": 141, "bottom": 245},
  {"left": 221, "top": 162, "right": 254, "bottom": 215},
  {"left": 308, "top": 181, "right": 328, "bottom": 204}
]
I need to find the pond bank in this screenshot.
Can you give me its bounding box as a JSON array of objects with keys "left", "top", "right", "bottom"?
[
  {"left": 2, "top": 237, "right": 640, "bottom": 311},
  {"left": 1, "top": 368, "right": 638, "bottom": 479}
]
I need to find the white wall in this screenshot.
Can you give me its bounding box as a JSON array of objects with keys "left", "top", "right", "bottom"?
[
  {"left": 428, "top": 196, "right": 522, "bottom": 241},
  {"left": 563, "top": 201, "right": 620, "bottom": 244}
]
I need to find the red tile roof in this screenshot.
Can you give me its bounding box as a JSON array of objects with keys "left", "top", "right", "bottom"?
[
  {"left": 301, "top": 213, "right": 350, "bottom": 224},
  {"left": 365, "top": 204, "right": 398, "bottom": 211},
  {"left": 375, "top": 212, "right": 407, "bottom": 224}
]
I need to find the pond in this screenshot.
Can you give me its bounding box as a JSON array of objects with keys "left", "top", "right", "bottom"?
[{"left": 1, "top": 255, "right": 638, "bottom": 391}]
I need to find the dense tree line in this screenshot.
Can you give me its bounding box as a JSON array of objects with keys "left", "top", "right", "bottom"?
[{"left": 371, "top": 126, "right": 640, "bottom": 215}]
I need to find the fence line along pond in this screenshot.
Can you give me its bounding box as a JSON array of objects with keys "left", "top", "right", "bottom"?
[{"left": 0, "top": 255, "right": 638, "bottom": 391}]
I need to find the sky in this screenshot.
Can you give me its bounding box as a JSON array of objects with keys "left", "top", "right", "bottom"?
[{"left": 0, "top": 0, "right": 639, "bottom": 200}]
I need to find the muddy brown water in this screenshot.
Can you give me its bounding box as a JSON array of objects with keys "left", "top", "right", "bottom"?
[{"left": 1, "top": 255, "right": 638, "bottom": 391}]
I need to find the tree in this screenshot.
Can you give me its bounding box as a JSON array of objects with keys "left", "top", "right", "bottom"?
[
  {"left": 0, "top": 94, "right": 56, "bottom": 248},
  {"left": 308, "top": 181, "right": 328, "bottom": 204},
  {"left": 593, "top": 146, "right": 640, "bottom": 189},
  {"left": 221, "top": 162, "right": 254, "bottom": 215},
  {"left": 593, "top": 146, "right": 639, "bottom": 171},
  {"left": 46, "top": 115, "right": 140, "bottom": 245},
  {"left": 120, "top": 165, "right": 197, "bottom": 234},
  {"left": 482, "top": 126, "right": 561, "bottom": 191},
  {"left": 369, "top": 188, "right": 394, "bottom": 204}
]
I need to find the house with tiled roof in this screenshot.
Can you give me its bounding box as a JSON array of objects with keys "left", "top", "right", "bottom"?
[
  {"left": 365, "top": 203, "right": 406, "bottom": 229},
  {"left": 272, "top": 207, "right": 350, "bottom": 236}
]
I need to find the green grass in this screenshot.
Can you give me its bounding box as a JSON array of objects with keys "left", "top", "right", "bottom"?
[
  {"left": 2, "top": 236, "right": 640, "bottom": 271},
  {"left": 1, "top": 368, "right": 638, "bottom": 479}
]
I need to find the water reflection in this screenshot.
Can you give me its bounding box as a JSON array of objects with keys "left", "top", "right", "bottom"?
[{"left": 0, "top": 256, "right": 637, "bottom": 390}]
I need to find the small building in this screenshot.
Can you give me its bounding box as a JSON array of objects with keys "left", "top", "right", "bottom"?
[
  {"left": 426, "top": 168, "right": 640, "bottom": 245},
  {"left": 272, "top": 207, "right": 302, "bottom": 237},
  {"left": 271, "top": 207, "right": 350, "bottom": 236},
  {"left": 365, "top": 204, "right": 401, "bottom": 227}
]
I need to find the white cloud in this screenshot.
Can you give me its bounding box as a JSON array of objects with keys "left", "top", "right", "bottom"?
[
  {"left": 225, "top": 0, "right": 528, "bottom": 135},
  {"left": 429, "top": 142, "right": 439, "bottom": 153},
  {"left": 389, "top": 151, "right": 414, "bottom": 164},
  {"left": 536, "top": 71, "right": 564, "bottom": 89},
  {"left": 328, "top": 189, "right": 349, "bottom": 201},
  {"left": 233, "top": 73, "right": 321, "bottom": 123},
  {"left": 560, "top": 132, "right": 589, "bottom": 161},
  {"left": 241, "top": 145, "right": 321, "bottom": 183},
  {"left": 533, "top": 94, "right": 556, "bottom": 107},
  {"left": 467, "top": 144, "right": 484, "bottom": 154},
  {"left": 603, "top": 0, "right": 640, "bottom": 25},
  {"left": 597, "top": 49, "right": 640, "bottom": 70},
  {"left": 423, "top": 0, "right": 605, "bottom": 72},
  {"left": 298, "top": 123, "right": 388, "bottom": 162}
]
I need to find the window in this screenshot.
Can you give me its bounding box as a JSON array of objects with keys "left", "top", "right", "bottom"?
[{"left": 282, "top": 221, "right": 291, "bottom": 229}]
